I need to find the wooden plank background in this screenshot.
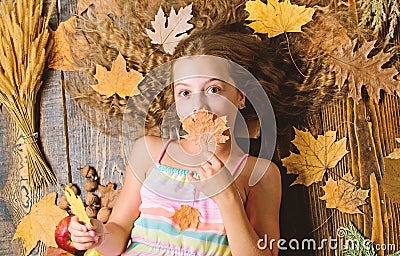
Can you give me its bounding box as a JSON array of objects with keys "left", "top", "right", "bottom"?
[{"left": 0, "top": 0, "right": 399, "bottom": 255}]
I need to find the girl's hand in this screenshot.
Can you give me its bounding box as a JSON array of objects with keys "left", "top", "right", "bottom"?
[
  {"left": 188, "top": 150, "right": 237, "bottom": 201},
  {"left": 68, "top": 216, "right": 104, "bottom": 251}
]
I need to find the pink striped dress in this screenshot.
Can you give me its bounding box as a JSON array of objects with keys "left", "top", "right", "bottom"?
[{"left": 124, "top": 139, "right": 248, "bottom": 256}]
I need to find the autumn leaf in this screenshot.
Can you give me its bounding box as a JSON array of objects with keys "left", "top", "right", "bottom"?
[
  {"left": 245, "top": 0, "right": 315, "bottom": 38},
  {"left": 64, "top": 186, "right": 91, "bottom": 225},
  {"left": 281, "top": 128, "right": 349, "bottom": 186},
  {"left": 382, "top": 157, "right": 400, "bottom": 204},
  {"left": 181, "top": 109, "right": 229, "bottom": 146},
  {"left": 320, "top": 173, "right": 369, "bottom": 214},
  {"left": 45, "top": 246, "right": 73, "bottom": 256},
  {"left": 13, "top": 193, "right": 68, "bottom": 256},
  {"left": 91, "top": 53, "right": 143, "bottom": 98},
  {"left": 328, "top": 39, "right": 400, "bottom": 103},
  {"left": 77, "top": 0, "right": 124, "bottom": 17},
  {"left": 171, "top": 205, "right": 201, "bottom": 231},
  {"left": 145, "top": 5, "right": 193, "bottom": 54},
  {"left": 48, "top": 17, "right": 88, "bottom": 71}
]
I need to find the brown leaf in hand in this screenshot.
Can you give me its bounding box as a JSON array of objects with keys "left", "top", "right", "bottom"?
[
  {"left": 13, "top": 193, "right": 68, "bottom": 256},
  {"left": 320, "top": 173, "right": 369, "bottom": 214},
  {"left": 77, "top": 0, "right": 124, "bottom": 16},
  {"left": 328, "top": 39, "right": 400, "bottom": 103},
  {"left": 98, "top": 182, "right": 121, "bottom": 208},
  {"left": 181, "top": 109, "right": 229, "bottom": 146},
  {"left": 91, "top": 53, "right": 143, "bottom": 98},
  {"left": 146, "top": 5, "right": 193, "bottom": 54},
  {"left": 48, "top": 17, "right": 88, "bottom": 71},
  {"left": 382, "top": 157, "right": 400, "bottom": 204},
  {"left": 64, "top": 186, "right": 91, "bottom": 225},
  {"left": 171, "top": 205, "right": 201, "bottom": 231},
  {"left": 281, "top": 128, "right": 349, "bottom": 186}
]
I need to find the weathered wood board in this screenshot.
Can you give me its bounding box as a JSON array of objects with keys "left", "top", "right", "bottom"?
[{"left": 0, "top": 0, "right": 399, "bottom": 255}]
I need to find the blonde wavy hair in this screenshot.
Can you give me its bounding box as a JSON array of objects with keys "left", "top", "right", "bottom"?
[{"left": 64, "top": 0, "right": 341, "bottom": 138}]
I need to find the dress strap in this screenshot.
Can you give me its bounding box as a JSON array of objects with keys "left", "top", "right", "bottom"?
[
  {"left": 231, "top": 153, "right": 249, "bottom": 176},
  {"left": 156, "top": 138, "right": 176, "bottom": 164}
]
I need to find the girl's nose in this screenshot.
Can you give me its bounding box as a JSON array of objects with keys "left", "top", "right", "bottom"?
[{"left": 191, "top": 92, "right": 207, "bottom": 110}]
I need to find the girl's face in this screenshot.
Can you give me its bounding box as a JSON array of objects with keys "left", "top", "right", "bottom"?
[
  {"left": 174, "top": 77, "right": 244, "bottom": 126},
  {"left": 172, "top": 56, "right": 245, "bottom": 126}
]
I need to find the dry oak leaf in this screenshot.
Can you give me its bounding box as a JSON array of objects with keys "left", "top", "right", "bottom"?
[
  {"left": 328, "top": 39, "right": 400, "bottom": 103},
  {"left": 281, "top": 128, "right": 349, "bottom": 186},
  {"left": 13, "top": 193, "right": 68, "bottom": 256},
  {"left": 91, "top": 53, "right": 142, "bottom": 98},
  {"left": 64, "top": 186, "right": 91, "bottom": 225},
  {"left": 146, "top": 4, "right": 193, "bottom": 54},
  {"left": 382, "top": 156, "right": 400, "bottom": 204},
  {"left": 48, "top": 17, "right": 88, "bottom": 71},
  {"left": 77, "top": 0, "right": 124, "bottom": 17},
  {"left": 181, "top": 109, "right": 229, "bottom": 145},
  {"left": 171, "top": 205, "right": 201, "bottom": 231},
  {"left": 245, "top": 0, "right": 315, "bottom": 38},
  {"left": 320, "top": 173, "right": 369, "bottom": 214},
  {"left": 98, "top": 182, "right": 121, "bottom": 208}
]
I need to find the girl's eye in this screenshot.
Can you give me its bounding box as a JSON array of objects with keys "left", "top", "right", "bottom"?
[
  {"left": 179, "top": 90, "right": 190, "bottom": 97},
  {"left": 206, "top": 86, "right": 221, "bottom": 94}
]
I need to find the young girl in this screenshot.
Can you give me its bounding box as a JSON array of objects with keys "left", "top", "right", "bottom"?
[{"left": 68, "top": 26, "right": 302, "bottom": 256}]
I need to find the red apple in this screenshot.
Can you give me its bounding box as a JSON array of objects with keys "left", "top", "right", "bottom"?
[{"left": 55, "top": 215, "right": 80, "bottom": 252}]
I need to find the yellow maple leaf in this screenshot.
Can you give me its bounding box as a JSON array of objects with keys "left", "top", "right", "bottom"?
[
  {"left": 245, "top": 0, "right": 315, "bottom": 38},
  {"left": 13, "top": 193, "right": 68, "bottom": 256},
  {"left": 48, "top": 17, "right": 88, "bottom": 71},
  {"left": 91, "top": 53, "right": 143, "bottom": 98},
  {"left": 320, "top": 173, "right": 369, "bottom": 214},
  {"left": 64, "top": 186, "right": 91, "bottom": 225},
  {"left": 171, "top": 205, "right": 201, "bottom": 231},
  {"left": 281, "top": 128, "right": 349, "bottom": 186},
  {"left": 181, "top": 109, "right": 229, "bottom": 146}
]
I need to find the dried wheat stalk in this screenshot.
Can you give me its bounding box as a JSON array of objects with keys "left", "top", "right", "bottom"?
[{"left": 0, "top": 0, "right": 56, "bottom": 188}]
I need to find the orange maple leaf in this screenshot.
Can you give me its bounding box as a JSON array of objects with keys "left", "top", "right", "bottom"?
[
  {"left": 77, "top": 0, "right": 125, "bottom": 17},
  {"left": 181, "top": 109, "right": 229, "bottom": 146},
  {"left": 320, "top": 173, "right": 369, "bottom": 214},
  {"left": 48, "top": 17, "right": 88, "bottom": 71},
  {"left": 171, "top": 205, "right": 201, "bottom": 231},
  {"left": 13, "top": 193, "right": 68, "bottom": 255},
  {"left": 91, "top": 53, "right": 143, "bottom": 98}
]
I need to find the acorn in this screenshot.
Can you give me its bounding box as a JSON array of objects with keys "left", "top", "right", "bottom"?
[
  {"left": 87, "top": 168, "right": 98, "bottom": 180},
  {"left": 83, "top": 179, "right": 98, "bottom": 192},
  {"left": 57, "top": 195, "right": 69, "bottom": 210},
  {"left": 85, "top": 193, "right": 100, "bottom": 206},
  {"left": 66, "top": 183, "right": 79, "bottom": 195},
  {"left": 80, "top": 165, "right": 91, "bottom": 178},
  {"left": 97, "top": 207, "right": 111, "bottom": 223},
  {"left": 86, "top": 206, "right": 98, "bottom": 218}
]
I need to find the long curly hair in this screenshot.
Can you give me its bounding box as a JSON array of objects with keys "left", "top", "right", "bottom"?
[{"left": 65, "top": 0, "right": 341, "bottom": 139}]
